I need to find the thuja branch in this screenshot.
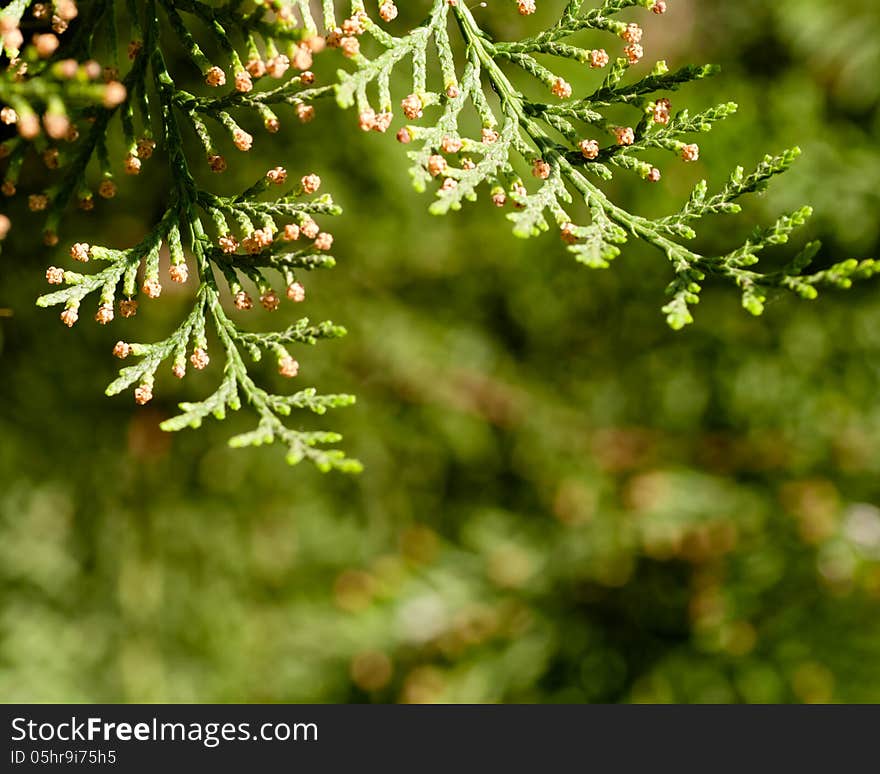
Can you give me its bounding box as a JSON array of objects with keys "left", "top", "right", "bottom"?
[
  {"left": 318, "top": 0, "right": 877, "bottom": 329},
  {"left": 3, "top": 0, "right": 360, "bottom": 471},
  {"left": 1, "top": 0, "right": 877, "bottom": 470}
]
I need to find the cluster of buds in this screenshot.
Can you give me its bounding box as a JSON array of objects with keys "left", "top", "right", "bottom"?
[
  {"left": 614, "top": 126, "right": 635, "bottom": 146},
  {"left": 242, "top": 228, "right": 274, "bottom": 254},
  {"left": 314, "top": 232, "right": 334, "bottom": 251},
  {"left": 232, "top": 128, "right": 253, "bottom": 152},
  {"left": 517, "top": 0, "right": 537, "bottom": 14},
  {"left": 169, "top": 263, "right": 188, "bottom": 284},
  {"left": 219, "top": 234, "right": 239, "bottom": 253},
  {"left": 234, "top": 70, "right": 253, "bottom": 93},
  {"left": 230, "top": 279, "right": 308, "bottom": 313},
  {"left": 589, "top": 49, "right": 610, "bottom": 69},
  {"left": 234, "top": 290, "right": 254, "bottom": 310},
  {"left": 296, "top": 103, "right": 315, "bottom": 123},
  {"left": 98, "top": 179, "right": 117, "bottom": 198},
  {"left": 266, "top": 166, "right": 287, "bottom": 185},
  {"left": 190, "top": 348, "right": 210, "bottom": 370},
  {"left": 60, "top": 306, "right": 78, "bottom": 327},
  {"left": 291, "top": 45, "right": 313, "bottom": 72},
  {"left": 287, "top": 282, "right": 306, "bottom": 303},
  {"left": 427, "top": 155, "right": 447, "bottom": 178},
  {"left": 28, "top": 194, "right": 48, "bottom": 212},
  {"left": 70, "top": 242, "right": 90, "bottom": 262},
  {"left": 624, "top": 43, "right": 644, "bottom": 65},
  {"left": 119, "top": 299, "right": 138, "bottom": 317},
  {"left": 326, "top": 12, "right": 368, "bottom": 60},
  {"left": 551, "top": 78, "right": 572, "bottom": 99},
  {"left": 208, "top": 153, "right": 227, "bottom": 173},
  {"left": 379, "top": 2, "right": 399, "bottom": 22},
  {"left": 124, "top": 154, "right": 141, "bottom": 175},
  {"left": 301, "top": 218, "right": 320, "bottom": 239},
  {"left": 260, "top": 290, "right": 281, "bottom": 312},
  {"left": 680, "top": 143, "right": 700, "bottom": 162},
  {"left": 278, "top": 354, "right": 299, "bottom": 378},
  {"left": 205, "top": 66, "right": 226, "bottom": 87},
  {"left": 230, "top": 219, "right": 314, "bottom": 254},
  {"left": 143, "top": 277, "right": 162, "bottom": 298},
  {"left": 441, "top": 136, "right": 463, "bottom": 154},
  {"left": 358, "top": 108, "right": 393, "bottom": 133},
  {"left": 652, "top": 98, "right": 671, "bottom": 125},
  {"left": 95, "top": 302, "right": 114, "bottom": 325},
  {"left": 301, "top": 174, "right": 321, "bottom": 194},
  {"left": 137, "top": 138, "right": 156, "bottom": 159},
  {"left": 621, "top": 23, "right": 642, "bottom": 44},
  {"left": 579, "top": 139, "right": 600, "bottom": 160},
  {"left": 267, "top": 54, "right": 290, "bottom": 78},
  {"left": 532, "top": 159, "right": 551, "bottom": 180},
  {"left": 217, "top": 218, "right": 329, "bottom": 258},
  {"left": 246, "top": 57, "right": 266, "bottom": 79},
  {"left": 401, "top": 93, "right": 424, "bottom": 120},
  {"left": 621, "top": 23, "right": 644, "bottom": 65},
  {"left": 134, "top": 383, "right": 152, "bottom": 405}
]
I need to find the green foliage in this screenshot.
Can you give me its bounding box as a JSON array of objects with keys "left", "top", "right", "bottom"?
[
  {"left": 1, "top": 0, "right": 876, "bottom": 469},
  {"left": 0, "top": 0, "right": 879, "bottom": 705},
  {"left": 2, "top": 0, "right": 360, "bottom": 471},
  {"left": 326, "top": 0, "right": 877, "bottom": 329}
]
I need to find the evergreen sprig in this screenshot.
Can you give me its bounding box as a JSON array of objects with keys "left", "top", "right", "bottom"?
[
  {"left": 1, "top": 0, "right": 876, "bottom": 470},
  {"left": 318, "top": 0, "right": 877, "bottom": 328},
  {"left": 2, "top": 0, "right": 361, "bottom": 471}
]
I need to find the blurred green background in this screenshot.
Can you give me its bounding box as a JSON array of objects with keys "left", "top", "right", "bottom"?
[{"left": 1, "top": 0, "right": 879, "bottom": 703}]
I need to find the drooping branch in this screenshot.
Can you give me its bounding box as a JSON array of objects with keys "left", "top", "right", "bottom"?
[{"left": 0, "top": 0, "right": 876, "bottom": 471}]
